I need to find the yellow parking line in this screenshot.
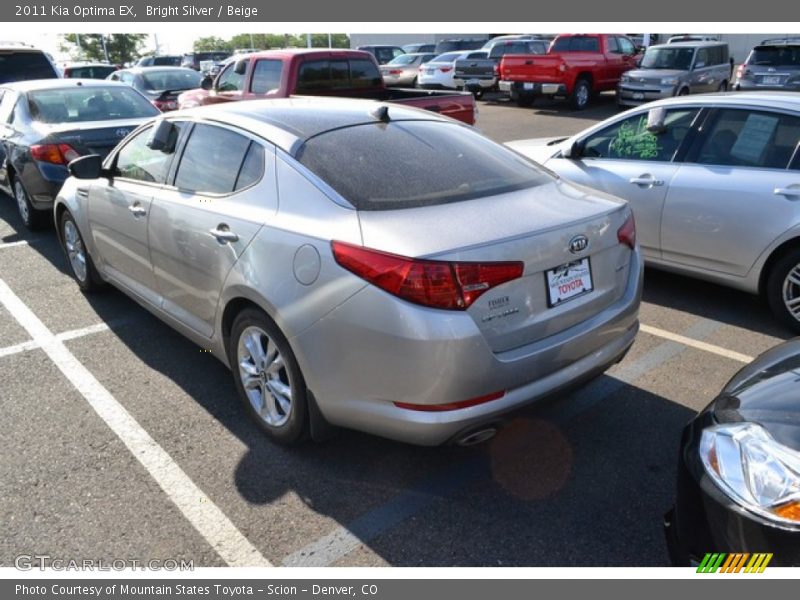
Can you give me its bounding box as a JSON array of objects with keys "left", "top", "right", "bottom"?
[{"left": 640, "top": 324, "right": 753, "bottom": 364}]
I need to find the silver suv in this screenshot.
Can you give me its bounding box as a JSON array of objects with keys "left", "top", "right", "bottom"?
[
  {"left": 734, "top": 37, "right": 800, "bottom": 92},
  {"left": 618, "top": 41, "right": 731, "bottom": 107}
]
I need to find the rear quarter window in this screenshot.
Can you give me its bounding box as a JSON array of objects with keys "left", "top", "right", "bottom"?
[
  {"left": 0, "top": 51, "right": 58, "bottom": 83},
  {"left": 295, "top": 120, "right": 550, "bottom": 210}
]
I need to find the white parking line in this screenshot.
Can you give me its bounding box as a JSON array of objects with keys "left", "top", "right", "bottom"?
[
  {"left": 0, "top": 339, "right": 38, "bottom": 358},
  {"left": 0, "top": 279, "right": 272, "bottom": 568},
  {"left": 640, "top": 324, "right": 753, "bottom": 363},
  {"left": 0, "top": 240, "right": 29, "bottom": 250},
  {"left": 0, "top": 322, "right": 114, "bottom": 358}
]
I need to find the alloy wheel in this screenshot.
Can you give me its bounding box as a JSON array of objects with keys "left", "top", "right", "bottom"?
[{"left": 237, "top": 325, "right": 293, "bottom": 427}]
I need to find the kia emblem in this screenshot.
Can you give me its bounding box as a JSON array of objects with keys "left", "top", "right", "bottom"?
[{"left": 569, "top": 235, "right": 589, "bottom": 254}]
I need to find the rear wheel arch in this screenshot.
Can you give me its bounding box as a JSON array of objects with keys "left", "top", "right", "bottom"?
[{"left": 759, "top": 238, "right": 800, "bottom": 296}]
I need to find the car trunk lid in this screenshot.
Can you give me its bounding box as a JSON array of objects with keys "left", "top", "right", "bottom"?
[
  {"left": 35, "top": 117, "right": 148, "bottom": 158},
  {"left": 357, "top": 180, "right": 634, "bottom": 353}
]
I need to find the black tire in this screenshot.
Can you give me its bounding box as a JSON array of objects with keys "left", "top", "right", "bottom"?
[
  {"left": 570, "top": 78, "right": 592, "bottom": 110},
  {"left": 515, "top": 95, "right": 534, "bottom": 108},
  {"left": 59, "top": 210, "right": 105, "bottom": 293},
  {"left": 677, "top": 87, "right": 690, "bottom": 96},
  {"left": 13, "top": 176, "right": 48, "bottom": 230},
  {"left": 473, "top": 88, "right": 484, "bottom": 100},
  {"left": 766, "top": 248, "right": 800, "bottom": 333},
  {"left": 410, "top": 77, "right": 418, "bottom": 88},
  {"left": 229, "top": 308, "right": 309, "bottom": 444},
  {"left": 717, "top": 80, "right": 728, "bottom": 92}
]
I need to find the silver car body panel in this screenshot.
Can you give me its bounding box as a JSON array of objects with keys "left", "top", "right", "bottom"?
[
  {"left": 506, "top": 92, "right": 800, "bottom": 295},
  {"left": 55, "top": 97, "right": 643, "bottom": 445}
]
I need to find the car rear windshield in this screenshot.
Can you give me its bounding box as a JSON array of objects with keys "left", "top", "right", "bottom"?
[
  {"left": 0, "top": 51, "right": 58, "bottom": 83},
  {"left": 388, "top": 54, "right": 419, "bottom": 66},
  {"left": 552, "top": 36, "right": 600, "bottom": 53},
  {"left": 749, "top": 45, "right": 800, "bottom": 67},
  {"left": 27, "top": 86, "right": 159, "bottom": 123},
  {"left": 142, "top": 69, "right": 202, "bottom": 91},
  {"left": 295, "top": 120, "right": 550, "bottom": 210},
  {"left": 640, "top": 47, "right": 695, "bottom": 70},
  {"left": 152, "top": 56, "right": 182, "bottom": 66},
  {"left": 65, "top": 65, "right": 117, "bottom": 79}
]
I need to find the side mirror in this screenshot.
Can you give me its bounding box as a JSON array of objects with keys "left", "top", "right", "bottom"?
[
  {"left": 234, "top": 59, "right": 248, "bottom": 75},
  {"left": 201, "top": 75, "right": 213, "bottom": 90},
  {"left": 68, "top": 155, "right": 103, "bottom": 179},
  {"left": 561, "top": 140, "right": 581, "bottom": 159},
  {"left": 146, "top": 119, "right": 178, "bottom": 153},
  {"left": 646, "top": 107, "right": 667, "bottom": 134}
]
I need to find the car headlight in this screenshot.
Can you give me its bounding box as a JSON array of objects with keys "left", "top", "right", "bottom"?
[
  {"left": 661, "top": 77, "right": 679, "bottom": 85},
  {"left": 620, "top": 74, "right": 631, "bottom": 83},
  {"left": 700, "top": 423, "right": 800, "bottom": 525}
]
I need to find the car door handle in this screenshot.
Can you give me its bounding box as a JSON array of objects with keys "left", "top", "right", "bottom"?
[
  {"left": 775, "top": 187, "right": 800, "bottom": 198},
  {"left": 128, "top": 204, "right": 147, "bottom": 217},
  {"left": 208, "top": 226, "right": 239, "bottom": 243},
  {"left": 629, "top": 176, "right": 664, "bottom": 187}
]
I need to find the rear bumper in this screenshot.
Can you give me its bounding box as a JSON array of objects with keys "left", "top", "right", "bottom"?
[
  {"left": 735, "top": 80, "right": 800, "bottom": 92},
  {"left": 453, "top": 77, "right": 497, "bottom": 90},
  {"left": 499, "top": 80, "right": 568, "bottom": 98},
  {"left": 292, "top": 248, "right": 643, "bottom": 445},
  {"left": 21, "top": 162, "right": 66, "bottom": 210}
]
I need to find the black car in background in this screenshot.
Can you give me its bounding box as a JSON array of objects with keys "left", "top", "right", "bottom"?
[
  {"left": 665, "top": 340, "right": 800, "bottom": 566},
  {"left": 0, "top": 80, "right": 159, "bottom": 229},
  {"left": 735, "top": 36, "right": 800, "bottom": 92},
  {"left": 108, "top": 67, "right": 203, "bottom": 111}
]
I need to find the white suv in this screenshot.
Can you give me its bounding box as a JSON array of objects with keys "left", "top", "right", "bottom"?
[{"left": 0, "top": 43, "right": 60, "bottom": 84}]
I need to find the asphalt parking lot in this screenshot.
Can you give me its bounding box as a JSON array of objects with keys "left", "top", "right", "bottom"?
[{"left": 0, "top": 92, "right": 791, "bottom": 568}]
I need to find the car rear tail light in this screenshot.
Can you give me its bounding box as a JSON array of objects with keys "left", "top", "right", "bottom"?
[
  {"left": 30, "top": 144, "right": 81, "bottom": 165},
  {"left": 439, "top": 66, "right": 452, "bottom": 72},
  {"left": 493, "top": 64, "right": 499, "bottom": 76},
  {"left": 617, "top": 212, "right": 636, "bottom": 249},
  {"left": 394, "top": 390, "right": 505, "bottom": 412},
  {"left": 388, "top": 69, "right": 403, "bottom": 75},
  {"left": 331, "top": 241, "right": 524, "bottom": 310}
]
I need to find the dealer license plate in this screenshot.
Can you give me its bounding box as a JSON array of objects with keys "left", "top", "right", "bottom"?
[
  {"left": 633, "top": 92, "right": 645, "bottom": 100},
  {"left": 546, "top": 258, "right": 593, "bottom": 307},
  {"left": 761, "top": 75, "right": 781, "bottom": 85},
  {"left": 523, "top": 82, "right": 534, "bottom": 90}
]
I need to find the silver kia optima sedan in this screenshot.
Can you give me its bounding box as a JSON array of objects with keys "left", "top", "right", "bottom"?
[
  {"left": 54, "top": 98, "right": 642, "bottom": 446},
  {"left": 507, "top": 92, "right": 800, "bottom": 332}
]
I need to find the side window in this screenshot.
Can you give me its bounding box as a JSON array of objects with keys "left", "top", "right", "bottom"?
[
  {"left": 174, "top": 124, "right": 252, "bottom": 194},
  {"left": 119, "top": 72, "right": 134, "bottom": 84},
  {"left": 694, "top": 109, "right": 800, "bottom": 169},
  {"left": 607, "top": 37, "right": 620, "bottom": 53},
  {"left": 216, "top": 63, "right": 245, "bottom": 92},
  {"left": 115, "top": 125, "right": 178, "bottom": 184},
  {"left": 580, "top": 109, "right": 699, "bottom": 162},
  {"left": 235, "top": 143, "right": 265, "bottom": 190},
  {"left": 695, "top": 48, "right": 710, "bottom": 68},
  {"left": 392, "top": 48, "right": 404, "bottom": 60},
  {"left": 618, "top": 37, "right": 636, "bottom": 56},
  {"left": 250, "top": 59, "right": 283, "bottom": 95},
  {"left": 348, "top": 59, "right": 382, "bottom": 89},
  {"left": 297, "top": 60, "right": 331, "bottom": 92}
]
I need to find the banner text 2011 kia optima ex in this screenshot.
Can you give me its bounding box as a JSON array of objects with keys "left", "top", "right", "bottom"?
[{"left": 55, "top": 98, "right": 643, "bottom": 446}]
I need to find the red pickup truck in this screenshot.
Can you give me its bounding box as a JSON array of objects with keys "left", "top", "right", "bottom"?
[
  {"left": 178, "top": 49, "right": 476, "bottom": 125},
  {"left": 498, "top": 34, "right": 639, "bottom": 109}
]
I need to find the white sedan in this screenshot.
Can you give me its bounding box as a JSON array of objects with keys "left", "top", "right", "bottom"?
[{"left": 418, "top": 50, "right": 488, "bottom": 90}]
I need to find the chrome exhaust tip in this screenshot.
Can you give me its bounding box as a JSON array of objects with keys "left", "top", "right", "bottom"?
[{"left": 456, "top": 427, "right": 498, "bottom": 446}]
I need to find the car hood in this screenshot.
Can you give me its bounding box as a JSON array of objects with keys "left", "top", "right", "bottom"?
[
  {"left": 713, "top": 339, "right": 800, "bottom": 451},
  {"left": 505, "top": 137, "right": 569, "bottom": 165},
  {"left": 624, "top": 68, "right": 687, "bottom": 80}
]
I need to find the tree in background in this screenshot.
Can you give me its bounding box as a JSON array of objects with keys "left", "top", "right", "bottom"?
[
  {"left": 59, "top": 34, "right": 148, "bottom": 64},
  {"left": 193, "top": 36, "right": 233, "bottom": 52}
]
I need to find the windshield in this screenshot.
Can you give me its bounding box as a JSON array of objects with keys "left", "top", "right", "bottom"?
[
  {"left": 749, "top": 46, "right": 800, "bottom": 67},
  {"left": 296, "top": 120, "right": 550, "bottom": 210},
  {"left": 142, "top": 69, "right": 203, "bottom": 91},
  {"left": 28, "top": 86, "right": 159, "bottom": 123},
  {"left": 640, "top": 47, "right": 695, "bottom": 70}
]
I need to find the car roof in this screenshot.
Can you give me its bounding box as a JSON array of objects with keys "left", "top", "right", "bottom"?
[
  {"left": 165, "top": 97, "right": 452, "bottom": 156},
  {"left": 236, "top": 48, "right": 376, "bottom": 60},
  {"left": 655, "top": 40, "right": 726, "bottom": 48},
  {"left": 0, "top": 79, "right": 132, "bottom": 92},
  {"left": 639, "top": 91, "right": 800, "bottom": 112},
  {"left": 118, "top": 66, "right": 197, "bottom": 74}
]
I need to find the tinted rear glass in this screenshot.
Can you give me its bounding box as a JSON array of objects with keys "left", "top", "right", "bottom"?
[
  {"left": 66, "top": 65, "right": 117, "bottom": 79},
  {"left": 27, "top": 86, "right": 159, "bottom": 123},
  {"left": 552, "top": 36, "right": 600, "bottom": 52},
  {"left": 0, "top": 51, "right": 58, "bottom": 83},
  {"left": 152, "top": 56, "right": 182, "bottom": 66},
  {"left": 749, "top": 45, "right": 800, "bottom": 67},
  {"left": 640, "top": 47, "right": 695, "bottom": 70},
  {"left": 296, "top": 59, "right": 381, "bottom": 92},
  {"left": 296, "top": 120, "right": 550, "bottom": 210},
  {"left": 141, "top": 69, "right": 202, "bottom": 91}
]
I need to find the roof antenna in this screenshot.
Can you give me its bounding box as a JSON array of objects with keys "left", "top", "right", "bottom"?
[{"left": 370, "top": 104, "right": 390, "bottom": 122}]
